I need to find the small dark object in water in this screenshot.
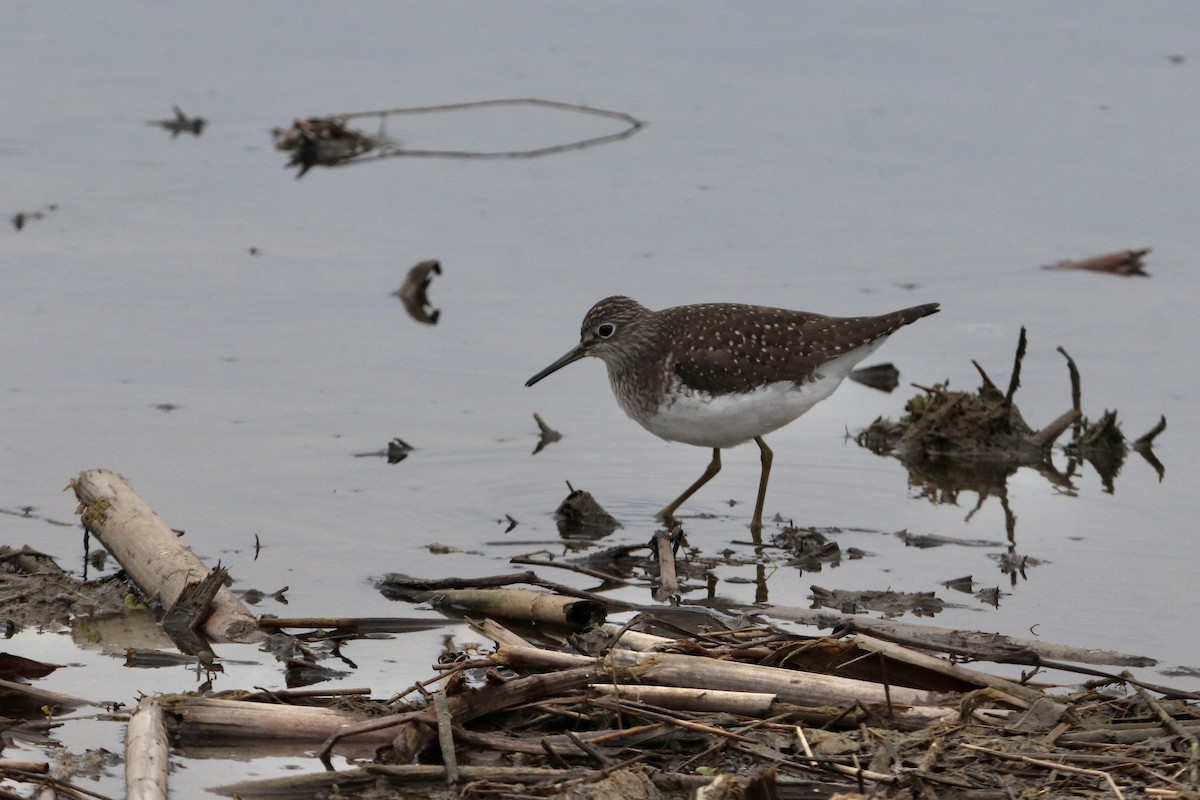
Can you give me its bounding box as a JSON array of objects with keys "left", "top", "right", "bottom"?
[
  {"left": 274, "top": 116, "right": 378, "bottom": 178},
  {"left": 849, "top": 362, "right": 901, "bottom": 393},
  {"left": 394, "top": 260, "right": 442, "bottom": 325},
  {"left": 1042, "top": 248, "right": 1151, "bottom": 277},
  {"left": 351, "top": 437, "right": 415, "bottom": 462},
  {"left": 942, "top": 575, "right": 975, "bottom": 593},
  {"left": 147, "top": 105, "right": 206, "bottom": 138},
  {"left": 771, "top": 525, "right": 842, "bottom": 568},
  {"left": 555, "top": 482, "right": 620, "bottom": 539},
  {"left": 387, "top": 438, "right": 414, "bottom": 464},
  {"left": 531, "top": 412, "right": 562, "bottom": 454}
]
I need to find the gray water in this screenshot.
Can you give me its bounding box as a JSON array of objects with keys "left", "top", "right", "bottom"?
[{"left": 4, "top": 2, "right": 1200, "bottom": 793}]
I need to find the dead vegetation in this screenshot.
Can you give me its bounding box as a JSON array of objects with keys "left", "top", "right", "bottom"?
[
  {"left": 272, "top": 98, "right": 644, "bottom": 177},
  {"left": 0, "top": 410, "right": 1185, "bottom": 800},
  {"left": 856, "top": 328, "right": 1166, "bottom": 502}
]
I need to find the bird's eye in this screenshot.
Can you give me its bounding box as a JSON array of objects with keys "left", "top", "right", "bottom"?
[{"left": 596, "top": 322, "right": 617, "bottom": 338}]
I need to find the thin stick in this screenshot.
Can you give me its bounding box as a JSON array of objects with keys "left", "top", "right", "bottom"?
[{"left": 1004, "top": 327, "right": 1027, "bottom": 407}]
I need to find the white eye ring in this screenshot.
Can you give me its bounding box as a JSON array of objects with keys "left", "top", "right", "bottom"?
[{"left": 596, "top": 322, "right": 617, "bottom": 338}]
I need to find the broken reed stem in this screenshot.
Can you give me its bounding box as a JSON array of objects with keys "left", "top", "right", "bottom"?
[
  {"left": 960, "top": 743, "right": 1125, "bottom": 800},
  {"left": 1004, "top": 327, "right": 1027, "bottom": 407},
  {"left": 433, "top": 693, "right": 458, "bottom": 784},
  {"left": 652, "top": 530, "right": 679, "bottom": 598}
]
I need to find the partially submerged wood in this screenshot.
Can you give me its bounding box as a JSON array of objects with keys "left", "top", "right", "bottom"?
[
  {"left": 126, "top": 696, "right": 169, "bottom": 800},
  {"left": 163, "top": 695, "right": 398, "bottom": 747},
  {"left": 199, "top": 613, "right": 1200, "bottom": 799},
  {"left": 67, "top": 469, "right": 264, "bottom": 643},
  {"left": 494, "top": 642, "right": 966, "bottom": 728},
  {"left": 856, "top": 329, "right": 1164, "bottom": 497},
  {"left": 761, "top": 603, "right": 1156, "bottom": 667},
  {"left": 409, "top": 587, "right": 607, "bottom": 630},
  {"left": 0, "top": 676, "right": 92, "bottom": 712}
]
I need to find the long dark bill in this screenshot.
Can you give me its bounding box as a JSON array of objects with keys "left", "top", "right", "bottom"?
[{"left": 525, "top": 344, "right": 588, "bottom": 387}]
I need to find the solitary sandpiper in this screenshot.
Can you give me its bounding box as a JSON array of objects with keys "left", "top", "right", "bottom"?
[{"left": 526, "top": 296, "right": 940, "bottom": 534}]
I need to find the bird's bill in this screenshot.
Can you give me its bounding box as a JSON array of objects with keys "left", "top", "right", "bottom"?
[{"left": 525, "top": 344, "right": 588, "bottom": 387}]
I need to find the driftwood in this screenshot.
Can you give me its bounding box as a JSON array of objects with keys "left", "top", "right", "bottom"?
[
  {"left": 409, "top": 587, "right": 607, "bottom": 629},
  {"left": 761, "top": 603, "right": 1155, "bottom": 666},
  {"left": 856, "top": 329, "right": 1165, "bottom": 507},
  {"left": 67, "top": 469, "right": 264, "bottom": 643},
  {"left": 0, "top": 677, "right": 91, "bottom": 712},
  {"left": 493, "top": 642, "right": 970, "bottom": 729},
  {"left": 163, "top": 695, "right": 398, "bottom": 746},
  {"left": 126, "top": 696, "right": 169, "bottom": 800},
  {"left": 172, "top": 611, "right": 1200, "bottom": 798}
]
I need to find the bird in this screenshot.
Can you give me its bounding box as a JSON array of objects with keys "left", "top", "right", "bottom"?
[{"left": 525, "top": 296, "right": 940, "bottom": 534}]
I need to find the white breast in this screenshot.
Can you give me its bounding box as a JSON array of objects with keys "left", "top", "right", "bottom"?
[{"left": 626, "top": 339, "right": 886, "bottom": 449}]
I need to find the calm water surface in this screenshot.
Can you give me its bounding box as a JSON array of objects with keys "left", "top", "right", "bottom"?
[{"left": 3, "top": 2, "right": 1199, "bottom": 793}]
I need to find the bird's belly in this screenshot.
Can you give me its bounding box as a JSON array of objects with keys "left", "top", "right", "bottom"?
[{"left": 631, "top": 343, "right": 883, "bottom": 449}]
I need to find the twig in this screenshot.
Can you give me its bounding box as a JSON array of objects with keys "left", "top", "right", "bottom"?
[
  {"left": 1004, "top": 327, "right": 1027, "bottom": 407},
  {"left": 433, "top": 693, "right": 458, "bottom": 784},
  {"left": 1057, "top": 346, "right": 1082, "bottom": 414}
]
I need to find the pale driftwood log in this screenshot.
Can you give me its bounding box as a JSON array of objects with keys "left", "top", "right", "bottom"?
[
  {"left": 0, "top": 759, "right": 48, "bottom": 773},
  {"left": 163, "top": 696, "right": 397, "bottom": 745},
  {"left": 601, "top": 624, "right": 676, "bottom": 651},
  {"left": 851, "top": 633, "right": 1051, "bottom": 705},
  {"left": 68, "top": 469, "right": 264, "bottom": 643},
  {"left": 126, "top": 696, "right": 169, "bottom": 800},
  {"left": 494, "top": 643, "right": 970, "bottom": 729},
  {"left": 762, "top": 604, "right": 1154, "bottom": 666},
  {"left": 591, "top": 684, "right": 776, "bottom": 717},
  {"left": 415, "top": 587, "right": 606, "bottom": 629}
]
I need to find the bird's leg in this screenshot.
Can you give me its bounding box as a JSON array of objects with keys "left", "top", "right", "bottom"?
[
  {"left": 750, "top": 436, "right": 773, "bottom": 535},
  {"left": 658, "top": 448, "right": 721, "bottom": 522}
]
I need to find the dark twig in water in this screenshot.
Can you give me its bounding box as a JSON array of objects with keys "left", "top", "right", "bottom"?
[
  {"left": 1134, "top": 416, "right": 1167, "bottom": 447},
  {"left": 1003, "top": 327, "right": 1026, "bottom": 408}
]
